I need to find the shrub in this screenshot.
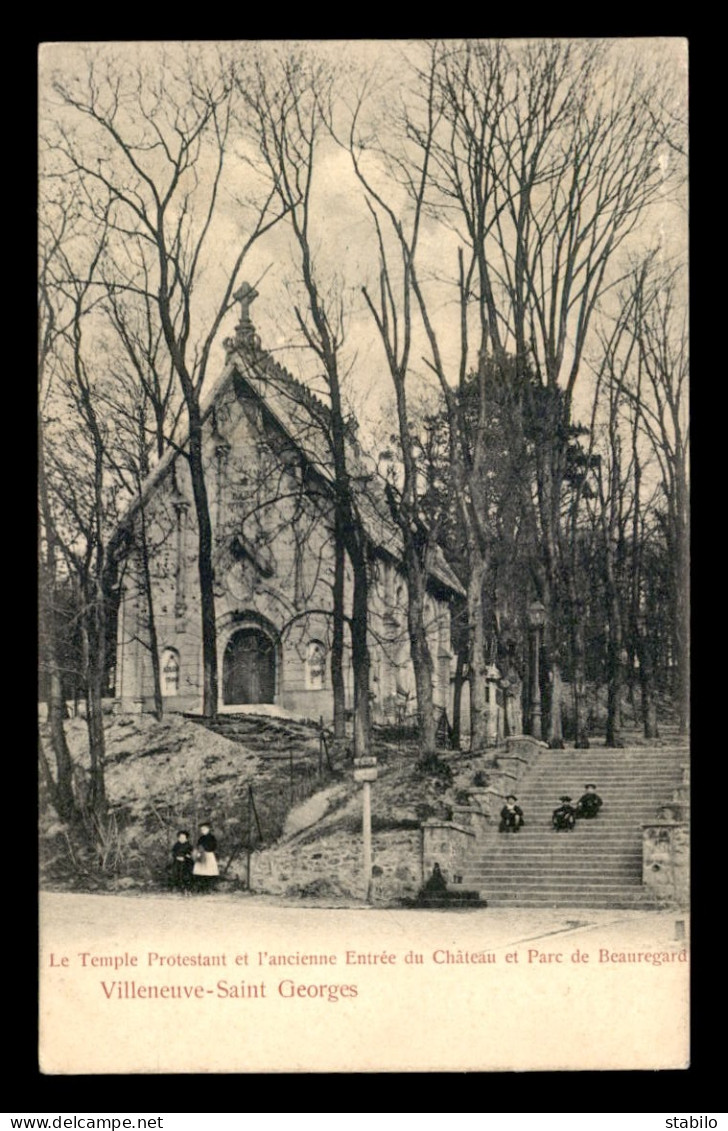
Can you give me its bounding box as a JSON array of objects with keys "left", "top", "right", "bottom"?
[{"left": 414, "top": 753, "right": 453, "bottom": 786}]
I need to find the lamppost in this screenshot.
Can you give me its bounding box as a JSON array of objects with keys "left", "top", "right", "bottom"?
[{"left": 528, "top": 599, "right": 546, "bottom": 741}]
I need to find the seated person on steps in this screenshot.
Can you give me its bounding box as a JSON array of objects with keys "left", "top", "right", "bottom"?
[
  {"left": 575, "top": 783, "right": 603, "bottom": 819},
  {"left": 423, "top": 862, "right": 448, "bottom": 894},
  {"left": 499, "top": 794, "right": 525, "bottom": 833},
  {"left": 552, "top": 795, "right": 577, "bottom": 831}
]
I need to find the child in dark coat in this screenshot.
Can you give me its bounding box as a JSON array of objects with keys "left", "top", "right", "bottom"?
[
  {"left": 552, "top": 796, "right": 577, "bottom": 831},
  {"left": 499, "top": 795, "right": 525, "bottom": 833},
  {"left": 171, "top": 830, "right": 194, "bottom": 895},
  {"left": 576, "top": 784, "right": 603, "bottom": 819}
]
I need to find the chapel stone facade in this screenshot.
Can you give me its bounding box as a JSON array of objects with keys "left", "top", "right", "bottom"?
[{"left": 114, "top": 290, "right": 463, "bottom": 724}]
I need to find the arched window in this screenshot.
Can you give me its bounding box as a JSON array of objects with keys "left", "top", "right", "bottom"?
[
  {"left": 161, "top": 648, "right": 180, "bottom": 696},
  {"left": 306, "top": 640, "right": 326, "bottom": 691}
]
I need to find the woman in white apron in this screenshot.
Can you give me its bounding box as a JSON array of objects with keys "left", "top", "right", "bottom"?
[{"left": 193, "top": 822, "right": 219, "bottom": 892}]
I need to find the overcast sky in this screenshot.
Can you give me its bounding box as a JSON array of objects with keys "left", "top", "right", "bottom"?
[{"left": 39, "top": 39, "right": 688, "bottom": 448}]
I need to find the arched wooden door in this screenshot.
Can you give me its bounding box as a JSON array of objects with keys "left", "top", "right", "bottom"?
[{"left": 222, "top": 628, "right": 276, "bottom": 705}]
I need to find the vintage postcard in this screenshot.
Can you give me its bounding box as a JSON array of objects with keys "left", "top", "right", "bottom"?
[{"left": 38, "top": 38, "right": 689, "bottom": 1074}]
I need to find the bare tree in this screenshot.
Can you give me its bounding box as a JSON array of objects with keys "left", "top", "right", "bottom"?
[
  {"left": 95, "top": 360, "right": 175, "bottom": 722},
  {"left": 589, "top": 354, "right": 635, "bottom": 748},
  {"left": 615, "top": 259, "right": 689, "bottom": 734},
  {"left": 242, "top": 48, "right": 373, "bottom": 754},
  {"left": 346, "top": 43, "right": 533, "bottom": 751},
  {"left": 39, "top": 207, "right": 113, "bottom": 819},
  {"left": 346, "top": 44, "right": 446, "bottom": 756},
  {"left": 38, "top": 197, "right": 82, "bottom": 824},
  {"left": 45, "top": 44, "right": 287, "bottom": 718},
  {"left": 384, "top": 38, "right": 682, "bottom": 745}
]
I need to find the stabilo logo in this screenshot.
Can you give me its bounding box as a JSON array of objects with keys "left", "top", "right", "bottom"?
[{"left": 665, "top": 1120, "right": 718, "bottom": 1128}]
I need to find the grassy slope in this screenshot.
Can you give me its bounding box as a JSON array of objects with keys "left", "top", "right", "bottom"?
[{"left": 40, "top": 713, "right": 507, "bottom": 896}]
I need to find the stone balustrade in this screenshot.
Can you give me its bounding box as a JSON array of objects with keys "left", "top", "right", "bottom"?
[
  {"left": 421, "top": 819, "right": 476, "bottom": 886},
  {"left": 642, "top": 821, "right": 689, "bottom": 908}
]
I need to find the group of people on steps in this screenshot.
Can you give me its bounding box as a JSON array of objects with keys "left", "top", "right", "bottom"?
[{"left": 499, "top": 785, "right": 603, "bottom": 834}]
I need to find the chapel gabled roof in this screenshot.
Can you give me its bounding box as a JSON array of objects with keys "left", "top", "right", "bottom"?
[
  {"left": 224, "top": 341, "right": 465, "bottom": 599},
  {"left": 119, "top": 288, "right": 465, "bottom": 599}
]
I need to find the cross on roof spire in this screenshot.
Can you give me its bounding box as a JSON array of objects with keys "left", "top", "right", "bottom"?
[{"left": 229, "top": 282, "right": 260, "bottom": 350}]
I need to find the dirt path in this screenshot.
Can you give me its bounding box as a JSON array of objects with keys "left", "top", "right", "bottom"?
[
  {"left": 40, "top": 889, "right": 688, "bottom": 952},
  {"left": 280, "top": 782, "right": 344, "bottom": 837}
]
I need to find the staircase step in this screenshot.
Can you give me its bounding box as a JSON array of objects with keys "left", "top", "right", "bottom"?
[
  {"left": 484, "top": 898, "right": 664, "bottom": 909},
  {"left": 472, "top": 862, "right": 643, "bottom": 872},
  {"left": 462, "top": 744, "right": 688, "bottom": 908}
]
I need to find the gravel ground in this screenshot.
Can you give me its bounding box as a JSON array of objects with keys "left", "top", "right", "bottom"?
[{"left": 40, "top": 889, "right": 689, "bottom": 954}]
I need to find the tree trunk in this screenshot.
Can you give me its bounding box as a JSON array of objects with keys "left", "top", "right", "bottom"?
[
  {"left": 46, "top": 668, "right": 78, "bottom": 820},
  {"left": 407, "top": 564, "right": 436, "bottom": 757},
  {"left": 187, "top": 422, "right": 218, "bottom": 719},
  {"left": 38, "top": 430, "right": 79, "bottom": 824},
  {"left": 328, "top": 369, "right": 371, "bottom": 759},
  {"left": 39, "top": 573, "right": 78, "bottom": 822},
  {"left": 534, "top": 443, "right": 565, "bottom": 750},
  {"left": 81, "top": 589, "right": 107, "bottom": 818},
  {"left": 605, "top": 552, "right": 625, "bottom": 748},
  {"left": 137, "top": 488, "right": 164, "bottom": 722},
  {"left": 570, "top": 609, "right": 591, "bottom": 748},
  {"left": 350, "top": 553, "right": 371, "bottom": 759},
  {"left": 642, "top": 687, "right": 659, "bottom": 740},
  {"left": 450, "top": 649, "right": 466, "bottom": 751},
  {"left": 674, "top": 481, "right": 690, "bottom": 735},
  {"left": 638, "top": 633, "right": 659, "bottom": 739},
  {"left": 539, "top": 563, "right": 565, "bottom": 749},
  {"left": 467, "top": 555, "right": 489, "bottom": 753},
  {"left": 606, "top": 638, "right": 624, "bottom": 747}
]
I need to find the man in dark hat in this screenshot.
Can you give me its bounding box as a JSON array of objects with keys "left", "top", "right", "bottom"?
[
  {"left": 552, "top": 795, "right": 577, "bottom": 831},
  {"left": 576, "top": 784, "right": 603, "bottom": 820},
  {"left": 499, "top": 794, "right": 525, "bottom": 833}
]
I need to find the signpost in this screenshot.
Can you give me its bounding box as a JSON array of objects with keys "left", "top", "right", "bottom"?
[{"left": 353, "top": 757, "right": 378, "bottom": 901}]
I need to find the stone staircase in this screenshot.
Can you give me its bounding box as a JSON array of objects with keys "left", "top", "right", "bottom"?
[
  {"left": 463, "top": 746, "right": 688, "bottom": 909},
  {"left": 185, "top": 711, "right": 327, "bottom": 760}
]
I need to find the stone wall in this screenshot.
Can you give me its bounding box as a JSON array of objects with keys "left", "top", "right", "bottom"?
[
  {"left": 245, "top": 827, "right": 422, "bottom": 903},
  {"left": 504, "top": 735, "right": 549, "bottom": 758},
  {"left": 456, "top": 737, "right": 546, "bottom": 828}
]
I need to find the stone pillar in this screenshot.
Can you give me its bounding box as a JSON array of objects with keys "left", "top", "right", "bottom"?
[
  {"left": 484, "top": 665, "right": 502, "bottom": 745},
  {"left": 215, "top": 439, "right": 231, "bottom": 541},
  {"left": 421, "top": 820, "right": 475, "bottom": 885},
  {"left": 437, "top": 607, "right": 452, "bottom": 712}
]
